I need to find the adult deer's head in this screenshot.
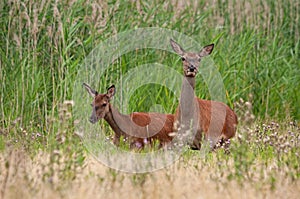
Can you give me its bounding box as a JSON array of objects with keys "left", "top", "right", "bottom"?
[
  {"left": 170, "top": 39, "right": 214, "bottom": 77},
  {"left": 83, "top": 83, "right": 115, "bottom": 124}
]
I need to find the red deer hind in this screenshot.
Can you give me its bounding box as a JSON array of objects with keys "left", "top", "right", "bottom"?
[
  {"left": 170, "top": 39, "right": 238, "bottom": 150},
  {"left": 83, "top": 83, "right": 174, "bottom": 149}
]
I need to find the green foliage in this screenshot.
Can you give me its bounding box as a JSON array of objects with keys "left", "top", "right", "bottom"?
[
  {"left": 0, "top": 0, "right": 298, "bottom": 138},
  {"left": 0, "top": 135, "right": 4, "bottom": 151},
  {"left": 0, "top": 0, "right": 299, "bottom": 195}
]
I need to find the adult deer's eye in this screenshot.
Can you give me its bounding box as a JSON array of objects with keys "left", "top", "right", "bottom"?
[
  {"left": 181, "top": 57, "right": 185, "bottom": 61},
  {"left": 102, "top": 103, "right": 107, "bottom": 107}
]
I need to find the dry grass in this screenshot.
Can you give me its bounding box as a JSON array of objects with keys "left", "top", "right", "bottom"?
[
  {"left": 1, "top": 149, "right": 299, "bottom": 199},
  {"left": 1, "top": 0, "right": 299, "bottom": 198}
]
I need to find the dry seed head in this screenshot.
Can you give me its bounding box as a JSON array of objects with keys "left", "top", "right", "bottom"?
[
  {"left": 234, "top": 101, "right": 240, "bottom": 108},
  {"left": 245, "top": 101, "right": 252, "bottom": 110},
  {"left": 63, "top": 100, "right": 74, "bottom": 106},
  {"left": 74, "top": 131, "right": 84, "bottom": 138},
  {"left": 65, "top": 112, "right": 72, "bottom": 119},
  {"left": 263, "top": 137, "right": 270, "bottom": 143},
  {"left": 74, "top": 119, "right": 80, "bottom": 125},
  {"left": 239, "top": 98, "right": 244, "bottom": 104},
  {"left": 168, "top": 132, "right": 177, "bottom": 137}
]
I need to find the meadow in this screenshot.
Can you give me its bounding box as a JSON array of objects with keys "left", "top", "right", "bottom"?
[{"left": 0, "top": 0, "right": 299, "bottom": 198}]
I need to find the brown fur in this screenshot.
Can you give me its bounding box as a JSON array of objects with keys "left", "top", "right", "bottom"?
[
  {"left": 174, "top": 99, "right": 238, "bottom": 149},
  {"left": 83, "top": 83, "right": 174, "bottom": 149},
  {"left": 170, "top": 39, "right": 238, "bottom": 149},
  {"left": 129, "top": 112, "right": 174, "bottom": 146}
]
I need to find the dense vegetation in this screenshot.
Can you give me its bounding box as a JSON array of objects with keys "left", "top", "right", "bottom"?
[{"left": 0, "top": 0, "right": 299, "bottom": 198}]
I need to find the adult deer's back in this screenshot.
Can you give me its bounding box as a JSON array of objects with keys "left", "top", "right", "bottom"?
[{"left": 170, "top": 39, "right": 238, "bottom": 149}]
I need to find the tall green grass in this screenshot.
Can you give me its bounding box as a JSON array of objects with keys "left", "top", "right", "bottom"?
[
  {"left": 0, "top": 1, "right": 299, "bottom": 197},
  {"left": 0, "top": 0, "right": 299, "bottom": 149}
]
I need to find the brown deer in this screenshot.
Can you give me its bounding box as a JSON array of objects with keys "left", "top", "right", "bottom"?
[
  {"left": 170, "top": 39, "right": 238, "bottom": 150},
  {"left": 83, "top": 83, "right": 174, "bottom": 149}
]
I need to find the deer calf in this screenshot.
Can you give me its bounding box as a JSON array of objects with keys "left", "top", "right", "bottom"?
[
  {"left": 170, "top": 39, "right": 238, "bottom": 149},
  {"left": 83, "top": 83, "right": 174, "bottom": 149}
]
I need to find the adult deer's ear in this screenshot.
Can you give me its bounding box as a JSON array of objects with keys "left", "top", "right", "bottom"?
[
  {"left": 199, "top": 44, "right": 214, "bottom": 57},
  {"left": 106, "top": 85, "right": 115, "bottom": 99},
  {"left": 83, "top": 83, "right": 98, "bottom": 97},
  {"left": 170, "top": 39, "right": 185, "bottom": 56}
]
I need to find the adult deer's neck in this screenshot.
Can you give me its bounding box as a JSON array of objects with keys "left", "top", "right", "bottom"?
[
  {"left": 178, "top": 75, "right": 196, "bottom": 121},
  {"left": 183, "top": 76, "right": 195, "bottom": 90},
  {"left": 180, "top": 76, "right": 195, "bottom": 102}
]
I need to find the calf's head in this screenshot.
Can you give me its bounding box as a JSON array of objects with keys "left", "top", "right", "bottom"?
[{"left": 83, "top": 83, "right": 115, "bottom": 123}]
